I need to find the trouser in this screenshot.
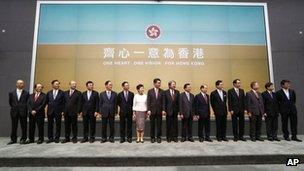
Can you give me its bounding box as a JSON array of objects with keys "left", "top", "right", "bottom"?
[
  {"left": 215, "top": 114, "right": 227, "bottom": 139},
  {"left": 250, "top": 114, "right": 262, "bottom": 139},
  {"left": 10, "top": 114, "right": 27, "bottom": 142},
  {"left": 64, "top": 114, "right": 78, "bottom": 140},
  {"left": 231, "top": 112, "right": 245, "bottom": 138},
  {"left": 181, "top": 116, "right": 193, "bottom": 139},
  {"left": 47, "top": 113, "right": 61, "bottom": 140},
  {"left": 120, "top": 113, "right": 132, "bottom": 139},
  {"left": 102, "top": 115, "right": 115, "bottom": 139},
  {"left": 281, "top": 112, "right": 297, "bottom": 138},
  {"left": 150, "top": 112, "right": 162, "bottom": 139},
  {"left": 83, "top": 114, "right": 96, "bottom": 139},
  {"left": 29, "top": 114, "right": 44, "bottom": 141},
  {"left": 265, "top": 114, "right": 278, "bottom": 138},
  {"left": 166, "top": 114, "right": 178, "bottom": 140},
  {"left": 198, "top": 116, "right": 210, "bottom": 139}
]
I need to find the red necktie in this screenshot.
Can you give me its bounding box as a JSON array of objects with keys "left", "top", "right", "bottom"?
[{"left": 34, "top": 93, "right": 39, "bottom": 101}]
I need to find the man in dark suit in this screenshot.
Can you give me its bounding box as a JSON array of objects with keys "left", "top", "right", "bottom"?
[
  {"left": 81, "top": 81, "right": 99, "bottom": 143},
  {"left": 147, "top": 78, "right": 165, "bottom": 143},
  {"left": 276, "top": 80, "right": 301, "bottom": 142},
  {"left": 117, "top": 81, "right": 134, "bottom": 143},
  {"left": 210, "top": 80, "right": 228, "bottom": 142},
  {"left": 246, "top": 81, "right": 265, "bottom": 141},
  {"left": 262, "top": 82, "right": 280, "bottom": 141},
  {"left": 100, "top": 80, "right": 118, "bottom": 143},
  {"left": 195, "top": 84, "right": 212, "bottom": 142},
  {"left": 228, "top": 79, "right": 246, "bottom": 141},
  {"left": 46, "top": 80, "right": 65, "bottom": 143},
  {"left": 27, "top": 83, "right": 47, "bottom": 144},
  {"left": 179, "top": 83, "right": 195, "bottom": 142},
  {"left": 62, "top": 81, "right": 82, "bottom": 143},
  {"left": 8, "top": 79, "right": 29, "bottom": 145},
  {"left": 163, "top": 80, "right": 180, "bottom": 143}
]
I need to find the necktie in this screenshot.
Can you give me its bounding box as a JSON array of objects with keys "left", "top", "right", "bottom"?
[
  {"left": 107, "top": 91, "right": 111, "bottom": 100},
  {"left": 34, "top": 93, "right": 39, "bottom": 101},
  {"left": 69, "top": 90, "right": 73, "bottom": 97},
  {"left": 219, "top": 91, "right": 223, "bottom": 101},
  {"left": 87, "top": 91, "right": 91, "bottom": 100},
  {"left": 236, "top": 89, "right": 239, "bottom": 97},
  {"left": 17, "top": 90, "right": 21, "bottom": 101},
  {"left": 203, "top": 94, "right": 207, "bottom": 102},
  {"left": 53, "top": 90, "right": 57, "bottom": 100},
  {"left": 186, "top": 93, "right": 190, "bottom": 101},
  {"left": 254, "top": 91, "right": 259, "bottom": 99},
  {"left": 155, "top": 89, "right": 158, "bottom": 99},
  {"left": 124, "top": 91, "right": 128, "bottom": 101},
  {"left": 171, "top": 90, "right": 175, "bottom": 100},
  {"left": 269, "top": 92, "right": 273, "bottom": 99}
]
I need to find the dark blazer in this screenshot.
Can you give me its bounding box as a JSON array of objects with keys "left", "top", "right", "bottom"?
[
  {"left": 276, "top": 89, "right": 297, "bottom": 115},
  {"left": 27, "top": 92, "right": 47, "bottom": 117},
  {"left": 246, "top": 90, "right": 264, "bottom": 116},
  {"left": 163, "top": 89, "right": 180, "bottom": 116},
  {"left": 9, "top": 89, "right": 29, "bottom": 117},
  {"left": 46, "top": 89, "right": 65, "bottom": 115},
  {"left": 195, "top": 93, "right": 210, "bottom": 118},
  {"left": 81, "top": 90, "right": 99, "bottom": 116},
  {"left": 228, "top": 88, "right": 245, "bottom": 114},
  {"left": 117, "top": 91, "right": 134, "bottom": 117},
  {"left": 99, "top": 91, "right": 118, "bottom": 117},
  {"left": 210, "top": 90, "right": 227, "bottom": 116},
  {"left": 63, "top": 89, "right": 82, "bottom": 116},
  {"left": 147, "top": 88, "right": 164, "bottom": 114},
  {"left": 262, "top": 91, "right": 279, "bottom": 117},
  {"left": 179, "top": 92, "right": 195, "bottom": 118}
]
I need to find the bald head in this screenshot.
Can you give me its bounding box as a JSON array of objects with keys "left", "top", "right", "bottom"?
[{"left": 69, "top": 80, "right": 77, "bottom": 90}]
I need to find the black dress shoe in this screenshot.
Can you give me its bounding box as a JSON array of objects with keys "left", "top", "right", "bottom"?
[
  {"left": 100, "top": 139, "right": 107, "bottom": 143},
  {"left": 46, "top": 139, "right": 54, "bottom": 144},
  {"left": 239, "top": 137, "right": 246, "bottom": 141},
  {"left": 273, "top": 137, "right": 280, "bottom": 141},
  {"left": 54, "top": 139, "right": 60, "bottom": 143},
  {"left": 188, "top": 137, "right": 194, "bottom": 142},
  {"left": 26, "top": 140, "right": 34, "bottom": 144},
  {"left": 61, "top": 139, "right": 70, "bottom": 143},
  {"left": 205, "top": 137, "right": 212, "bottom": 142},
  {"left": 284, "top": 137, "right": 291, "bottom": 141},
  {"left": 256, "top": 137, "right": 264, "bottom": 141},
  {"left": 81, "top": 138, "right": 88, "bottom": 143},
  {"left": 173, "top": 138, "right": 178, "bottom": 142},
  {"left": 7, "top": 141, "right": 16, "bottom": 145},
  {"left": 72, "top": 139, "right": 78, "bottom": 143},
  {"left": 20, "top": 140, "right": 27, "bottom": 144},
  {"left": 167, "top": 138, "right": 171, "bottom": 143},
  {"left": 37, "top": 140, "right": 43, "bottom": 144},
  {"left": 89, "top": 138, "right": 95, "bottom": 143},
  {"left": 291, "top": 137, "right": 302, "bottom": 142},
  {"left": 157, "top": 138, "right": 161, "bottom": 143},
  {"left": 217, "top": 138, "right": 222, "bottom": 142},
  {"left": 251, "top": 138, "right": 256, "bottom": 142},
  {"left": 267, "top": 137, "right": 273, "bottom": 141},
  {"left": 233, "top": 137, "right": 238, "bottom": 142},
  {"left": 151, "top": 138, "right": 155, "bottom": 143},
  {"left": 120, "top": 139, "right": 125, "bottom": 143},
  {"left": 109, "top": 138, "right": 114, "bottom": 143},
  {"left": 199, "top": 138, "right": 204, "bottom": 142},
  {"left": 222, "top": 137, "right": 228, "bottom": 141},
  {"left": 127, "top": 138, "right": 132, "bottom": 143},
  {"left": 181, "top": 138, "right": 186, "bottom": 142}
]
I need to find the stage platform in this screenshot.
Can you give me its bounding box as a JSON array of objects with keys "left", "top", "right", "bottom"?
[{"left": 0, "top": 136, "right": 303, "bottom": 167}]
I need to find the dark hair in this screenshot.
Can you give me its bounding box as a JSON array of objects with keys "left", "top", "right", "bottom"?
[
  {"left": 265, "top": 82, "right": 273, "bottom": 89},
  {"left": 86, "top": 81, "right": 93, "bottom": 86},
  {"left": 183, "top": 83, "right": 190, "bottom": 89},
  {"left": 200, "top": 84, "right": 206, "bottom": 89},
  {"left": 51, "top": 79, "right": 59, "bottom": 85},
  {"left": 215, "top": 80, "right": 222, "bottom": 86},
  {"left": 153, "top": 78, "right": 161, "bottom": 84},
  {"left": 280, "top": 79, "right": 290, "bottom": 86},
  {"left": 122, "top": 81, "right": 128, "bottom": 86},
  {"left": 34, "top": 83, "right": 43, "bottom": 89},
  {"left": 168, "top": 80, "right": 176, "bottom": 86},
  {"left": 136, "top": 84, "right": 144, "bottom": 90},
  {"left": 232, "top": 79, "right": 240, "bottom": 85},
  {"left": 105, "top": 80, "right": 111, "bottom": 86},
  {"left": 250, "top": 81, "right": 258, "bottom": 89}
]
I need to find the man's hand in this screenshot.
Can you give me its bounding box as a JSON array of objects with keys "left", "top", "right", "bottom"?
[
  {"left": 31, "top": 110, "right": 36, "bottom": 116},
  {"left": 230, "top": 111, "right": 234, "bottom": 115},
  {"left": 61, "top": 112, "right": 64, "bottom": 116},
  {"left": 94, "top": 112, "right": 99, "bottom": 117},
  {"left": 179, "top": 114, "right": 184, "bottom": 119},
  {"left": 162, "top": 111, "right": 166, "bottom": 117},
  {"left": 247, "top": 112, "right": 251, "bottom": 117}
]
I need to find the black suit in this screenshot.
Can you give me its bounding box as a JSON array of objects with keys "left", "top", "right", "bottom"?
[
  {"left": 27, "top": 92, "right": 46, "bottom": 141},
  {"left": 228, "top": 88, "right": 245, "bottom": 139},
  {"left": 210, "top": 90, "right": 228, "bottom": 140},
  {"left": 99, "top": 91, "right": 118, "bottom": 140},
  {"left": 147, "top": 88, "right": 164, "bottom": 139},
  {"left": 195, "top": 93, "right": 210, "bottom": 139},
  {"left": 179, "top": 92, "right": 195, "bottom": 139},
  {"left": 276, "top": 89, "right": 298, "bottom": 139},
  {"left": 63, "top": 89, "right": 82, "bottom": 141},
  {"left": 163, "top": 89, "right": 180, "bottom": 141},
  {"left": 46, "top": 89, "right": 65, "bottom": 141},
  {"left": 262, "top": 91, "right": 279, "bottom": 139},
  {"left": 9, "top": 89, "right": 29, "bottom": 142},
  {"left": 81, "top": 90, "right": 99, "bottom": 140},
  {"left": 117, "top": 91, "right": 134, "bottom": 140}
]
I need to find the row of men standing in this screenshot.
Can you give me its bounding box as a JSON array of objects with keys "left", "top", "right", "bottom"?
[{"left": 8, "top": 78, "right": 301, "bottom": 144}]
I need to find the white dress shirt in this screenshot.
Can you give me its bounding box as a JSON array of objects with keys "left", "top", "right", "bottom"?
[
  {"left": 217, "top": 89, "right": 224, "bottom": 101},
  {"left": 16, "top": 89, "right": 22, "bottom": 101},
  {"left": 283, "top": 89, "right": 290, "bottom": 100}
]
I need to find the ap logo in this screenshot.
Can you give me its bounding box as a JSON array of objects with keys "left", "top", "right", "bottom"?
[{"left": 286, "top": 158, "right": 300, "bottom": 166}]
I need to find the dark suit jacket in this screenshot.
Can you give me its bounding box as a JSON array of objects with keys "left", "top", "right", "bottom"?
[
  {"left": 179, "top": 92, "right": 195, "bottom": 118},
  {"left": 210, "top": 90, "right": 227, "bottom": 116},
  {"left": 246, "top": 90, "right": 264, "bottom": 116},
  {"left": 46, "top": 89, "right": 65, "bottom": 115},
  {"left": 262, "top": 91, "right": 279, "bottom": 117},
  {"left": 63, "top": 89, "right": 82, "bottom": 116},
  {"left": 27, "top": 92, "right": 47, "bottom": 117},
  {"left": 276, "top": 89, "right": 297, "bottom": 115},
  {"left": 228, "top": 88, "right": 245, "bottom": 114},
  {"left": 9, "top": 89, "right": 29, "bottom": 117},
  {"left": 163, "top": 89, "right": 180, "bottom": 116},
  {"left": 99, "top": 91, "right": 118, "bottom": 117},
  {"left": 147, "top": 88, "right": 164, "bottom": 114},
  {"left": 81, "top": 90, "right": 99, "bottom": 116},
  {"left": 195, "top": 93, "right": 210, "bottom": 118},
  {"left": 117, "top": 91, "right": 134, "bottom": 117}
]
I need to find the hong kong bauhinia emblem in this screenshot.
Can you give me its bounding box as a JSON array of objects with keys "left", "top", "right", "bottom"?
[{"left": 146, "top": 24, "right": 161, "bottom": 40}]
